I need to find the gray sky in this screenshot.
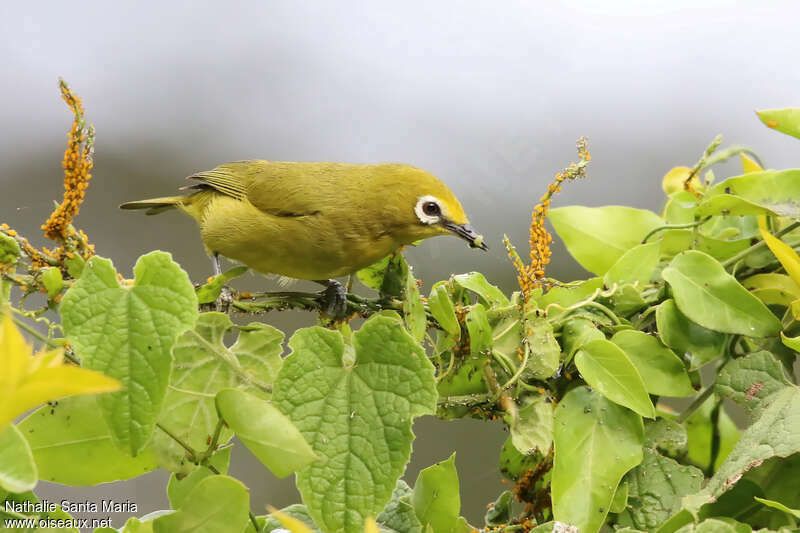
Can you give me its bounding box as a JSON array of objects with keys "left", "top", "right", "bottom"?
[{"left": 2, "top": 0, "right": 799, "bottom": 526}]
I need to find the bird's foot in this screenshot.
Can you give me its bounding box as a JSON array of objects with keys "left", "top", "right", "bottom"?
[
  {"left": 318, "top": 279, "right": 348, "bottom": 319},
  {"left": 215, "top": 286, "right": 234, "bottom": 313}
]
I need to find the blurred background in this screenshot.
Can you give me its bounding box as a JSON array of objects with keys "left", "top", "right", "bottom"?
[{"left": 2, "top": 0, "right": 800, "bottom": 528}]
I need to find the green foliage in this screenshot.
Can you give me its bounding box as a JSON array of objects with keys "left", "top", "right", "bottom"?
[
  {"left": 272, "top": 315, "right": 437, "bottom": 533},
  {"left": 2, "top": 107, "right": 800, "bottom": 533},
  {"left": 552, "top": 386, "right": 644, "bottom": 533},
  {"left": 60, "top": 252, "right": 198, "bottom": 455},
  {"left": 18, "top": 396, "right": 158, "bottom": 485}
]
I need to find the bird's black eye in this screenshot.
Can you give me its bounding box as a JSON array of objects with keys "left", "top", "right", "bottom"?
[{"left": 422, "top": 201, "right": 441, "bottom": 216}]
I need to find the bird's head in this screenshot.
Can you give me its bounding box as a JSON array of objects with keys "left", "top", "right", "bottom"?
[{"left": 378, "top": 164, "right": 488, "bottom": 251}]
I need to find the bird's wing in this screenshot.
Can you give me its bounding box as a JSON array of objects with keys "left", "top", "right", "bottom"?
[
  {"left": 185, "top": 160, "right": 326, "bottom": 218},
  {"left": 183, "top": 161, "right": 252, "bottom": 201}
]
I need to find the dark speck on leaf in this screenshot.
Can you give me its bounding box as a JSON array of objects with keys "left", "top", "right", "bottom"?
[
  {"left": 725, "top": 187, "right": 731, "bottom": 194},
  {"left": 148, "top": 346, "right": 152, "bottom": 350}
]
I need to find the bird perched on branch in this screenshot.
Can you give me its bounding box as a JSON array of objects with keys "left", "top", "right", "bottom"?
[{"left": 121, "top": 160, "right": 487, "bottom": 314}]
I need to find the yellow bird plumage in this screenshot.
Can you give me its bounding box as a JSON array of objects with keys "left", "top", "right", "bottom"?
[{"left": 121, "top": 160, "right": 487, "bottom": 282}]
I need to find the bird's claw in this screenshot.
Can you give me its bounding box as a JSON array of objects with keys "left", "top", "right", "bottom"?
[{"left": 319, "top": 280, "right": 348, "bottom": 319}]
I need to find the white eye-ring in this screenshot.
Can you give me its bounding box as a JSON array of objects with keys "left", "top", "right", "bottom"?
[{"left": 415, "top": 195, "right": 444, "bottom": 225}]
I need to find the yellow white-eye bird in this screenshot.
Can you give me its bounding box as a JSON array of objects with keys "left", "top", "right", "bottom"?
[{"left": 120, "top": 160, "right": 487, "bottom": 313}]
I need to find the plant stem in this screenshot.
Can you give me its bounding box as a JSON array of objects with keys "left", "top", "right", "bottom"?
[
  {"left": 156, "top": 423, "right": 197, "bottom": 461},
  {"left": 676, "top": 384, "right": 715, "bottom": 424},
  {"left": 722, "top": 221, "right": 800, "bottom": 269},
  {"left": 437, "top": 392, "right": 492, "bottom": 408},
  {"left": 641, "top": 217, "right": 712, "bottom": 243}
]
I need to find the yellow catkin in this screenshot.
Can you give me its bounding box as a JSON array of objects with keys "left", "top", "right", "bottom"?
[
  {"left": 512, "top": 138, "right": 590, "bottom": 299},
  {"left": 42, "top": 80, "right": 94, "bottom": 242}
]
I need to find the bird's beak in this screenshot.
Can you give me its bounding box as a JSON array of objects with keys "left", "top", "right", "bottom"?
[{"left": 443, "top": 222, "right": 489, "bottom": 251}]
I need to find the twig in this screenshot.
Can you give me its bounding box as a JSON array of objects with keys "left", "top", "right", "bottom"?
[
  {"left": 676, "top": 385, "right": 715, "bottom": 424},
  {"left": 721, "top": 221, "right": 800, "bottom": 269},
  {"left": 641, "top": 216, "right": 712, "bottom": 243},
  {"left": 156, "top": 423, "right": 197, "bottom": 462}
]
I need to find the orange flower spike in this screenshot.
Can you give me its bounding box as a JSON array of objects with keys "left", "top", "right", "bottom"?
[{"left": 43, "top": 79, "right": 95, "bottom": 242}]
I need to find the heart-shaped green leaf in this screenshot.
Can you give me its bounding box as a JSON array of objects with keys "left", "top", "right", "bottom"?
[{"left": 61, "top": 252, "right": 198, "bottom": 455}]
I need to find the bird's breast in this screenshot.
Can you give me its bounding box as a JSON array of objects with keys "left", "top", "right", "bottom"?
[{"left": 197, "top": 195, "right": 402, "bottom": 280}]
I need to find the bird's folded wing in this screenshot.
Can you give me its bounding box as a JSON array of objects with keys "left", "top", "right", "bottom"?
[{"left": 185, "top": 160, "right": 323, "bottom": 218}]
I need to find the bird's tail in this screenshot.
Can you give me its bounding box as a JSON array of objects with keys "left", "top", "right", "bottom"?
[{"left": 119, "top": 196, "right": 185, "bottom": 215}]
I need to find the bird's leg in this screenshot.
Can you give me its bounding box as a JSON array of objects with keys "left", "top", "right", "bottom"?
[
  {"left": 211, "top": 252, "right": 234, "bottom": 312},
  {"left": 314, "top": 279, "right": 348, "bottom": 318},
  {"left": 212, "top": 252, "right": 223, "bottom": 276}
]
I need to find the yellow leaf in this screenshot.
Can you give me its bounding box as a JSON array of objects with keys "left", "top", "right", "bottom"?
[
  {"left": 364, "top": 517, "right": 380, "bottom": 533},
  {"left": 758, "top": 216, "right": 800, "bottom": 289},
  {"left": 268, "top": 507, "right": 314, "bottom": 533},
  {"left": 740, "top": 153, "right": 763, "bottom": 173},
  {"left": 0, "top": 315, "right": 120, "bottom": 430},
  {"left": 0, "top": 314, "right": 30, "bottom": 391},
  {"left": 662, "top": 166, "right": 701, "bottom": 195}
]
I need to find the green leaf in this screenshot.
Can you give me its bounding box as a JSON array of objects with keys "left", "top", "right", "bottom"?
[
  {"left": 40, "top": 267, "right": 63, "bottom": 300},
  {"left": 485, "top": 491, "right": 512, "bottom": 527},
  {"left": 60, "top": 252, "right": 198, "bottom": 455},
  {"left": 17, "top": 396, "right": 158, "bottom": 485},
  {"left": 662, "top": 251, "right": 781, "bottom": 337},
  {"left": 611, "top": 330, "right": 694, "bottom": 397},
  {"left": 674, "top": 518, "right": 750, "bottom": 533},
  {"left": 153, "top": 475, "right": 249, "bottom": 533},
  {"left": 465, "top": 304, "right": 492, "bottom": 357},
  {"left": 118, "top": 517, "right": 156, "bottom": 533},
  {"left": 498, "top": 437, "right": 540, "bottom": 481},
  {"left": 742, "top": 273, "right": 800, "bottom": 307},
  {"left": 64, "top": 254, "right": 85, "bottom": 279},
  {"left": 273, "top": 315, "right": 437, "bottom": 533},
  {"left": 428, "top": 284, "right": 460, "bottom": 339},
  {"left": 150, "top": 312, "right": 282, "bottom": 473},
  {"left": 685, "top": 396, "right": 739, "bottom": 473},
  {"left": 574, "top": 339, "right": 655, "bottom": 418},
  {"left": 412, "top": 454, "right": 460, "bottom": 533},
  {"left": 263, "top": 505, "right": 321, "bottom": 533},
  {"left": 561, "top": 318, "right": 605, "bottom": 359},
  {"left": 607, "top": 284, "right": 648, "bottom": 316},
  {"left": 549, "top": 206, "right": 663, "bottom": 275},
  {"left": 377, "top": 480, "right": 423, "bottom": 533},
  {"left": 644, "top": 418, "right": 688, "bottom": 456},
  {"left": 195, "top": 266, "right": 248, "bottom": 304},
  {"left": 604, "top": 242, "right": 661, "bottom": 288},
  {"left": 715, "top": 351, "right": 792, "bottom": 420},
  {"left": 0, "top": 424, "right": 36, "bottom": 493},
  {"left": 403, "top": 266, "right": 427, "bottom": 342},
  {"left": 753, "top": 497, "right": 800, "bottom": 520},
  {"left": 358, "top": 253, "right": 408, "bottom": 296},
  {"left": 624, "top": 449, "right": 704, "bottom": 531},
  {"left": 757, "top": 108, "right": 800, "bottom": 140},
  {"left": 216, "top": 388, "right": 315, "bottom": 478},
  {"left": 610, "top": 481, "right": 629, "bottom": 514},
  {"left": 682, "top": 386, "right": 800, "bottom": 517},
  {"left": 659, "top": 231, "right": 751, "bottom": 263},
  {"left": 656, "top": 300, "right": 726, "bottom": 370},
  {"left": 533, "top": 277, "right": 604, "bottom": 316},
  {"left": 0, "top": 233, "right": 20, "bottom": 266},
  {"left": 697, "top": 170, "right": 800, "bottom": 218},
  {"left": 523, "top": 315, "right": 561, "bottom": 380},
  {"left": 452, "top": 272, "right": 509, "bottom": 307},
  {"left": 663, "top": 191, "right": 699, "bottom": 224},
  {"left": 508, "top": 394, "right": 554, "bottom": 455},
  {"left": 552, "top": 386, "right": 644, "bottom": 533},
  {"left": 167, "top": 447, "right": 231, "bottom": 509}
]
